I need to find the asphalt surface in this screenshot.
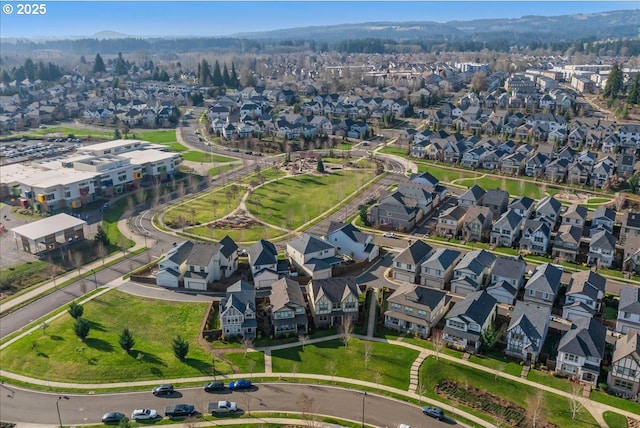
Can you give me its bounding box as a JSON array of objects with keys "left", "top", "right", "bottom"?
[{"left": 0, "top": 382, "right": 456, "bottom": 428}]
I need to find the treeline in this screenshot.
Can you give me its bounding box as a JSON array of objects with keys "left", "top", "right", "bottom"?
[{"left": 1, "top": 58, "right": 64, "bottom": 84}]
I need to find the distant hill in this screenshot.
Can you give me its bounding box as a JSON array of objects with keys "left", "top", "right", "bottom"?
[
  {"left": 232, "top": 9, "right": 640, "bottom": 43},
  {"left": 93, "top": 31, "right": 130, "bottom": 40}
]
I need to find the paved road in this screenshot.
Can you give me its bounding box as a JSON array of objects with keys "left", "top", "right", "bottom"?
[{"left": 0, "top": 382, "right": 455, "bottom": 428}]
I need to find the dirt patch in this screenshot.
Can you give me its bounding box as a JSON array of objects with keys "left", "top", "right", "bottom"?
[
  {"left": 208, "top": 209, "right": 262, "bottom": 229},
  {"left": 553, "top": 192, "right": 592, "bottom": 204}
]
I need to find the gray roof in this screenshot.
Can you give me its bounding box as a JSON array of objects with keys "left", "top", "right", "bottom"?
[
  {"left": 525, "top": 263, "right": 562, "bottom": 295},
  {"left": 439, "top": 205, "right": 467, "bottom": 221},
  {"left": 556, "top": 224, "right": 583, "bottom": 245},
  {"left": 564, "top": 204, "right": 588, "bottom": 221},
  {"left": 288, "top": 233, "right": 336, "bottom": 255},
  {"left": 224, "top": 280, "right": 256, "bottom": 314},
  {"left": 310, "top": 277, "right": 359, "bottom": 304},
  {"left": 522, "top": 219, "right": 551, "bottom": 237},
  {"left": 536, "top": 195, "right": 561, "bottom": 216},
  {"left": 589, "top": 229, "right": 615, "bottom": 251},
  {"left": 508, "top": 301, "right": 551, "bottom": 345},
  {"left": 166, "top": 241, "right": 195, "bottom": 265},
  {"left": 394, "top": 240, "right": 433, "bottom": 266},
  {"left": 491, "top": 256, "right": 525, "bottom": 281},
  {"left": 409, "top": 171, "right": 439, "bottom": 187},
  {"left": 219, "top": 235, "right": 238, "bottom": 258},
  {"left": 387, "top": 284, "right": 448, "bottom": 311},
  {"left": 480, "top": 189, "right": 509, "bottom": 207},
  {"left": 558, "top": 317, "right": 606, "bottom": 360},
  {"left": 446, "top": 290, "right": 497, "bottom": 325},
  {"left": 619, "top": 285, "right": 640, "bottom": 313},
  {"left": 327, "top": 221, "right": 370, "bottom": 245},
  {"left": 270, "top": 277, "right": 307, "bottom": 312},
  {"left": 612, "top": 330, "right": 640, "bottom": 365},
  {"left": 248, "top": 239, "right": 278, "bottom": 267},
  {"left": 421, "top": 248, "right": 462, "bottom": 270},
  {"left": 186, "top": 242, "right": 220, "bottom": 267},
  {"left": 567, "top": 270, "right": 606, "bottom": 299},
  {"left": 10, "top": 213, "right": 87, "bottom": 241},
  {"left": 508, "top": 196, "right": 535, "bottom": 213},
  {"left": 455, "top": 249, "right": 497, "bottom": 276},
  {"left": 591, "top": 207, "right": 616, "bottom": 224},
  {"left": 494, "top": 209, "right": 523, "bottom": 230},
  {"left": 487, "top": 280, "right": 517, "bottom": 297},
  {"left": 464, "top": 205, "right": 492, "bottom": 225},
  {"left": 397, "top": 183, "right": 433, "bottom": 203},
  {"left": 460, "top": 184, "right": 486, "bottom": 203}
]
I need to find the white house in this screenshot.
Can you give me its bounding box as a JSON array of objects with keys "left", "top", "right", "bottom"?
[
  {"left": 555, "top": 317, "right": 607, "bottom": 386},
  {"left": 286, "top": 233, "right": 340, "bottom": 279},
  {"left": 325, "top": 221, "right": 379, "bottom": 262},
  {"left": 443, "top": 290, "right": 497, "bottom": 353},
  {"left": 156, "top": 241, "right": 194, "bottom": 288},
  {"left": 617, "top": 286, "right": 640, "bottom": 334}
]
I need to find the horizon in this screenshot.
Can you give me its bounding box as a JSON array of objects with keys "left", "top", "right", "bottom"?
[{"left": 0, "top": 1, "right": 638, "bottom": 39}]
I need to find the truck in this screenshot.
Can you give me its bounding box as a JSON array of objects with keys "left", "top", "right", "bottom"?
[
  {"left": 164, "top": 404, "right": 195, "bottom": 418},
  {"left": 208, "top": 400, "right": 238, "bottom": 415}
]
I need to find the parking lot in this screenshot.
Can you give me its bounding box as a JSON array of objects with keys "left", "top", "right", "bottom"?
[{"left": 0, "top": 137, "right": 82, "bottom": 165}]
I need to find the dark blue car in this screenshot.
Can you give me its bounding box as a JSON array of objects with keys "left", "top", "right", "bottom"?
[{"left": 228, "top": 379, "right": 252, "bottom": 390}]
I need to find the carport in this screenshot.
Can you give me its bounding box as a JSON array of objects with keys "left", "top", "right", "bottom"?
[{"left": 10, "top": 213, "right": 87, "bottom": 254}]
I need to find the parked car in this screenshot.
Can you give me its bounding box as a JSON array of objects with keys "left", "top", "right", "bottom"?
[
  {"left": 101, "top": 412, "right": 125, "bottom": 424},
  {"left": 152, "top": 384, "right": 174, "bottom": 396},
  {"left": 204, "top": 381, "right": 225, "bottom": 392},
  {"left": 131, "top": 409, "right": 158, "bottom": 421},
  {"left": 164, "top": 404, "right": 195, "bottom": 418},
  {"left": 227, "top": 379, "right": 252, "bottom": 390},
  {"left": 383, "top": 232, "right": 396, "bottom": 238},
  {"left": 208, "top": 400, "right": 238, "bottom": 415},
  {"left": 422, "top": 406, "right": 445, "bottom": 420}
]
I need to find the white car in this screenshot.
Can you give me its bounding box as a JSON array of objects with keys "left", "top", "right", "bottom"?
[
  {"left": 131, "top": 409, "right": 158, "bottom": 421},
  {"left": 383, "top": 232, "right": 396, "bottom": 238}
]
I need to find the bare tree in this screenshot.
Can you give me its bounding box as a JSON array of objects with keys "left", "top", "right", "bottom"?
[
  {"left": 374, "top": 371, "right": 382, "bottom": 390},
  {"left": 417, "top": 374, "right": 428, "bottom": 404},
  {"left": 299, "top": 334, "right": 309, "bottom": 350},
  {"left": 525, "top": 390, "right": 545, "bottom": 428},
  {"left": 569, "top": 384, "right": 584, "bottom": 421},
  {"left": 241, "top": 392, "right": 254, "bottom": 416},
  {"left": 326, "top": 360, "right": 337, "bottom": 384},
  {"left": 297, "top": 393, "right": 320, "bottom": 427},
  {"left": 340, "top": 316, "right": 354, "bottom": 350},
  {"left": 247, "top": 359, "right": 256, "bottom": 381},
  {"left": 96, "top": 241, "right": 107, "bottom": 267},
  {"left": 363, "top": 341, "right": 374, "bottom": 372},
  {"left": 614, "top": 192, "right": 626, "bottom": 211},
  {"left": 494, "top": 361, "right": 507, "bottom": 380},
  {"left": 431, "top": 329, "right": 445, "bottom": 361},
  {"left": 241, "top": 337, "right": 254, "bottom": 358},
  {"left": 291, "top": 362, "right": 298, "bottom": 380},
  {"left": 73, "top": 251, "right": 84, "bottom": 278}
]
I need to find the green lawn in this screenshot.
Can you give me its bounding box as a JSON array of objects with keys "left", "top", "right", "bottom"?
[
  {"left": 455, "top": 176, "right": 547, "bottom": 199},
  {"left": 246, "top": 170, "right": 375, "bottom": 230},
  {"left": 0, "top": 290, "right": 224, "bottom": 382},
  {"left": 102, "top": 198, "right": 135, "bottom": 249},
  {"left": 209, "top": 164, "right": 238, "bottom": 177},
  {"left": 163, "top": 186, "right": 245, "bottom": 227},
  {"left": 167, "top": 142, "right": 188, "bottom": 152},
  {"left": 603, "top": 411, "right": 629, "bottom": 428},
  {"left": 180, "top": 151, "right": 236, "bottom": 163},
  {"left": 223, "top": 351, "right": 265, "bottom": 374},
  {"left": 135, "top": 130, "right": 178, "bottom": 144},
  {"left": 270, "top": 338, "right": 418, "bottom": 390},
  {"left": 33, "top": 126, "right": 113, "bottom": 138},
  {"left": 185, "top": 224, "right": 285, "bottom": 243},
  {"left": 591, "top": 389, "right": 640, "bottom": 414},
  {"left": 419, "top": 356, "right": 599, "bottom": 427},
  {"left": 379, "top": 146, "right": 409, "bottom": 157}
]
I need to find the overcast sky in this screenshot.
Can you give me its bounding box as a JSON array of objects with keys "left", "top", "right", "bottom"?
[{"left": 0, "top": 1, "right": 637, "bottom": 38}]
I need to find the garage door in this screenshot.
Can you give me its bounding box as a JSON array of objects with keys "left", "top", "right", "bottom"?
[
  {"left": 393, "top": 271, "right": 414, "bottom": 283},
  {"left": 186, "top": 280, "right": 206, "bottom": 291}
]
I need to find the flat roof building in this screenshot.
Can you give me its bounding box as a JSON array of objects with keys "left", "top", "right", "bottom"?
[{"left": 11, "top": 213, "right": 86, "bottom": 254}]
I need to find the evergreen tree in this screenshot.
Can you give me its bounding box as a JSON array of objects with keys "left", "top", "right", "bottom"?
[
  {"left": 603, "top": 64, "right": 623, "bottom": 99},
  {"left": 222, "top": 63, "right": 230, "bottom": 87},
  {"left": 119, "top": 327, "right": 135, "bottom": 352},
  {"left": 67, "top": 301, "right": 84, "bottom": 319},
  {"left": 94, "top": 225, "right": 110, "bottom": 246},
  {"left": 317, "top": 157, "right": 325, "bottom": 173},
  {"left": 172, "top": 335, "right": 189, "bottom": 361},
  {"left": 212, "top": 60, "right": 224, "bottom": 87},
  {"left": 114, "top": 129, "right": 122, "bottom": 139},
  {"left": 23, "top": 58, "right": 36, "bottom": 81},
  {"left": 1, "top": 70, "right": 11, "bottom": 84},
  {"left": 114, "top": 53, "right": 128, "bottom": 75},
  {"left": 627, "top": 73, "right": 640, "bottom": 105},
  {"left": 198, "top": 59, "right": 212, "bottom": 86},
  {"left": 230, "top": 62, "right": 239, "bottom": 88},
  {"left": 73, "top": 318, "right": 91, "bottom": 342},
  {"left": 93, "top": 54, "right": 106, "bottom": 74}
]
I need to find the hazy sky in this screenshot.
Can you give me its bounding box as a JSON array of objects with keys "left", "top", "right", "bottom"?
[{"left": 0, "top": 1, "right": 637, "bottom": 38}]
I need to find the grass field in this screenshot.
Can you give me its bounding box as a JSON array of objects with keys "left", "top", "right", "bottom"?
[
  {"left": 419, "top": 356, "right": 598, "bottom": 427},
  {"left": 163, "top": 186, "right": 245, "bottom": 227},
  {"left": 416, "top": 164, "right": 477, "bottom": 183},
  {"left": 33, "top": 126, "right": 113, "bottom": 138},
  {"left": 246, "top": 170, "right": 374, "bottom": 230},
  {"left": 180, "top": 151, "right": 237, "bottom": 163},
  {"left": 208, "top": 164, "right": 237, "bottom": 177},
  {"left": 0, "top": 290, "right": 223, "bottom": 382},
  {"left": 0, "top": 260, "right": 53, "bottom": 295},
  {"left": 102, "top": 198, "right": 135, "bottom": 249},
  {"left": 602, "top": 411, "right": 629, "bottom": 428},
  {"left": 270, "top": 338, "right": 418, "bottom": 390},
  {"left": 185, "top": 224, "right": 285, "bottom": 243}
]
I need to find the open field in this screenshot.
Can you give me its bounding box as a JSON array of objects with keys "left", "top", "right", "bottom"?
[
  {"left": 163, "top": 186, "right": 245, "bottom": 227},
  {"left": 180, "top": 151, "right": 237, "bottom": 163},
  {"left": 246, "top": 169, "right": 375, "bottom": 230},
  {"left": 0, "top": 290, "right": 221, "bottom": 382},
  {"left": 185, "top": 224, "right": 285, "bottom": 243}
]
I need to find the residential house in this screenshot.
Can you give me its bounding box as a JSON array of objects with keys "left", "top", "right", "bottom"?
[
  {"left": 462, "top": 205, "right": 493, "bottom": 242},
  {"left": 451, "top": 249, "right": 496, "bottom": 295},
  {"left": 248, "top": 239, "right": 282, "bottom": 289},
  {"left": 269, "top": 278, "right": 308, "bottom": 337},
  {"left": 479, "top": 189, "right": 510, "bottom": 219},
  {"left": 384, "top": 284, "right": 450, "bottom": 337},
  {"left": 535, "top": 195, "right": 562, "bottom": 226},
  {"left": 156, "top": 241, "right": 194, "bottom": 288},
  {"left": 519, "top": 219, "right": 552, "bottom": 255},
  {"left": 369, "top": 192, "right": 420, "bottom": 232},
  {"left": 591, "top": 207, "right": 616, "bottom": 233},
  {"left": 458, "top": 185, "right": 486, "bottom": 208},
  {"left": 567, "top": 161, "right": 591, "bottom": 185},
  {"left": 443, "top": 290, "right": 498, "bottom": 353},
  {"left": 393, "top": 240, "right": 433, "bottom": 283},
  {"left": 562, "top": 270, "right": 606, "bottom": 322},
  {"left": 544, "top": 158, "right": 570, "bottom": 183},
  {"left": 587, "top": 229, "right": 616, "bottom": 268},
  {"left": 490, "top": 255, "right": 526, "bottom": 291},
  {"left": 220, "top": 280, "right": 257, "bottom": 339},
  {"left": 607, "top": 330, "right": 640, "bottom": 397},
  {"left": 420, "top": 248, "right": 463, "bottom": 290},
  {"left": 500, "top": 152, "right": 526, "bottom": 176},
  {"left": 183, "top": 241, "right": 232, "bottom": 291},
  {"left": 617, "top": 286, "right": 640, "bottom": 334},
  {"left": 286, "top": 233, "right": 340, "bottom": 279},
  {"left": 623, "top": 235, "right": 640, "bottom": 274},
  {"left": 552, "top": 224, "right": 583, "bottom": 263},
  {"left": 325, "top": 221, "right": 379, "bottom": 262},
  {"left": 555, "top": 317, "right": 607, "bottom": 386},
  {"left": 437, "top": 205, "right": 466, "bottom": 238},
  {"left": 486, "top": 280, "right": 519, "bottom": 305},
  {"left": 590, "top": 161, "right": 613, "bottom": 188},
  {"left": 524, "top": 153, "right": 548, "bottom": 178},
  {"left": 307, "top": 277, "right": 360, "bottom": 328},
  {"left": 524, "top": 263, "right": 563, "bottom": 307},
  {"left": 505, "top": 301, "right": 552, "bottom": 363},
  {"left": 508, "top": 196, "right": 535, "bottom": 219},
  {"left": 621, "top": 212, "right": 640, "bottom": 245},
  {"left": 563, "top": 204, "right": 588, "bottom": 228},
  {"left": 490, "top": 209, "right": 523, "bottom": 247},
  {"left": 618, "top": 154, "right": 636, "bottom": 177}
]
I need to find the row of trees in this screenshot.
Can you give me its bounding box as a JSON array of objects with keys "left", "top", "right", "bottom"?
[
  {"left": 197, "top": 59, "right": 239, "bottom": 88},
  {"left": 1, "top": 58, "right": 64, "bottom": 83}
]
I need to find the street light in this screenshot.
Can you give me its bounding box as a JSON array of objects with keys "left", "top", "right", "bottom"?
[
  {"left": 56, "top": 395, "right": 69, "bottom": 428},
  {"left": 361, "top": 391, "right": 367, "bottom": 428}
]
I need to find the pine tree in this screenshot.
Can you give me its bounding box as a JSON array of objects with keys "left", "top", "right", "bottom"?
[
  {"left": 317, "top": 157, "right": 325, "bottom": 173},
  {"left": 222, "top": 63, "right": 230, "bottom": 87},
  {"left": 230, "top": 62, "right": 239, "bottom": 88},
  {"left": 198, "top": 59, "right": 212, "bottom": 86},
  {"left": 114, "top": 53, "right": 128, "bottom": 75},
  {"left": 603, "top": 64, "right": 623, "bottom": 99},
  {"left": 93, "top": 54, "right": 106, "bottom": 74},
  {"left": 119, "top": 328, "right": 135, "bottom": 352},
  {"left": 212, "top": 60, "right": 224, "bottom": 87},
  {"left": 627, "top": 73, "right": 640, "bottom": 105},
  {"left": 172, "top": 335, "right": 189, "bottom": 361}
]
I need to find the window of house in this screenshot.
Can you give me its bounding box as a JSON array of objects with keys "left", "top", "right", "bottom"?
[
  {"left": 511, "top": 333, "right": 524, "bottom": 342},
  {"left": 64, "top": 191, "right": 71, "bottom": 198},
  {"left": 448, "top": 319, "right": 466, "bottom": 330},
  {"left": 404, "top": 307, "right": 413, "bottom": 315},
  {"left": 332, "top": 302, "right": 341, "bottom": 310},
  {"left": 318, "top": 303, "right": 329, "bottom": 311},
  {"left": 543, "top": 293, "right": 549, "bottom": 300},
  {"left": 614, "top": 379, "right": 634, "bottom": 390},
  {"left": 390, "top": 302, "right": 401, "bottom": 311},
  {"left": 565, "top": 353, "right": 579, "bottom": 363},
  {"left": 417, "top": 309, "right": 427, "bottom": 317},
  {"left": 345, "top": 301, "right": 356, "bottom": 309}
]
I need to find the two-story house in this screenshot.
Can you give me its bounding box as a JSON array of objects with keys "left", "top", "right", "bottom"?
[
  {"left": 479, "top": 189, "right": 510, "bottom": 219},
  {"left": 325, "top": 221, "right": 379, "bottom": 262},
  {"left": 621, "top": 212, "right": 640, "bottom": 245},
  {"left": 183, "top": 242, "right": 223, "bottom": 291},
  {"left": 462, "top": 205, "right": 493, "bottom": 242},
  {"left": 555, "top": 317, "right": 607, "bottom": 386},
  {"left": 562, "top": 204, "right": 588, "bottom": 228},
  {"left": 617, "top": 286, "right": 640, "bottom": 334},
  {"left": 420, "top": 248, "right": 463, "bottom": 290},
  {"left": 437, "top": 205, "right": 466, "bottom": 238},
  {"left": 535, "top": 195, "right": 562, "bottom": 226},
  {"left": 269, "top": 278, "right": 308, "bottom": 337},
  {"left": 369, "top": 192, "right": 420, "bottom": 232},
  {"left": 384, "top": 284, "right": 450, "bottom": 338},
  {"left": 286, "top": 233, "right": 340, "bottom": 279},
  {"left": 458, "top": 184, "right": 486, "bottom": 208},
  {"left": 443, "top": 290, "right": 498, "bottom": 353},
  {"left": 490, "top": 209, "right": 523, "bottom": 247},
  {"left": 505, "top": 301, "right": 552, "bottom": 363},
  {"left": 393, "top": 240, "right": 433, "bottom": 283},
  {"left": 220, "top": 280, "right": 257, "bottom": 339},
  {"left": 156, "top": 241, "right": 195, "bottom": 288},
  {"left": 591, "top": 207, "right": 616, "bottom": 233},
  {"left": 248, "top": 239, "right": 282, "bottom": 289},
  {"left": 524, "top": 263, "right": 563, "bottom": 307},
  {"left": 508, "top": 196, "right": 535, "bottom": 219},
  {"left": 519, "top": 219, "right": 552, "bottom": 256},
  {"left": 587, "top": 229, "right": 616, "bottom": 268},
  {"left": 607, "top": 330, "right": 640, "bottom": 397},
  {"left": 552, "top": 224, "right": 583, "bottom": 263},
  {"left": 562, "top": 270, "right": 606, "bottom": 322},
  {"left": 307, "top": 277, "right": 360, "bottom": 328},
  {"left": 490, "top": 255, "right": 526, "bottom": 291},
  {"left": 451, "top": 249, "right": 497, "bottom": 295}
]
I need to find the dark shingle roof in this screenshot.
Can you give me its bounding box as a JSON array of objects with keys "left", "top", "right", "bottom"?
[
  {"left": 327, "top": 221, "right": 370, "bottom": 244},
  {"left": 219, "top": 235, "right": 238, "bottom": 258},
  {"left": 166, "top": 241, "right": 195, "bottom": 265},
  {"left": 421, "top": 248, "right": 462, "bottom": 270},
  {"left": 387, "top": 284, "right": 448, "bottom": 311},
  {"left": 288, "top": 233, "right": 335, "bottom": 256},
  {"left": 310, "top": 277, "right": 359, "bottom": 304},
  {"left": 460, "top": 184, "right": 485, "bottom": 203},
  {"left": 558, "top": 317, "right": 606, "bottom": 360},
  {"left": 455, "top": 249, "right": 497, "bottom": 276},
  {"left": 491, "top": 256, "right": 525, "bottom": 281},
  {"left": 394, "top": 240, "right": 433, "bottom": 266},
  {"left": 270, "top": 277, "right": 306, "bottom": 312},
  {"left": 508, "top": 301, "right": 551, "bottom": 345},
  {"left": 248, "top": 239, "right": 278, "bottom": 267},
  {"left": 446, "top": 290, "right": 497, "bottom": 325},
  {"left": 525, "top": 263, "right": 562, "bottom": 295},
  {"left": 619, "top": 285, "right": 640, "bottom": 313},
  {"left": 612, "top": 330, "right": 640, "bottom": 365}
]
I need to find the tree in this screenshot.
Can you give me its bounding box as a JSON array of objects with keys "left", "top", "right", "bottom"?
[
  {"left": 627, "top": 73, "right": 640, "bottom": 105},
  {"left": 119, "top": 327, "right": 135, "bottom": 352},
  {"left": 93, "top": 54, "right": 106, "bottom": 74},
  {"left": 299, "top": 334, "right": 309, "bottom": 350},
  {"left": 340, "top": 316, "right": 354, "bottom": 350},
  {"left": 172, "top": 335, "right": 189, "bottom": 361},
  {"left": 569, "top": 384, "right": 584, "bottom": 421},
  {"left": 603, "top": 63, "right": 623, "bottom": 99},
  {"left": 114, "top": 53, "right": 128, "bottom": 75},
  {"left": 230, "top": 62, "right": 239, "bottom": 88},
  {"left": 363, "top": 341, "right": 373, "bottom": 372},
  {"left": 525, "top": 390, "right": 545, "bottom": 428},
  {"left": 480, "top": 325, "right": 499, "bottom": 352},
  {"left": 68, "top": 301, "right": 84, "bottom": 319},
  {"left": 326, "top": 360, "right": 337, "bottom": 384},
  {"left": 94, "top": 225, "right": 110, "bottom": 246},
  {"left": 73, "top": 318, "right": 91, "bottom": 342},
  {"left": 198, "top": 59, "right": 212, "bottom": 86},
  {"left": 431, "top": 329, "right": 445, "bottom": 361},
  {"left": 628, "top": 173, "right": 639, "bottom": 194},
  {"left": 470, "top": 72, "right": 488, "bottom": 93},
  {"left": 222, "top": 63, "right": 230, "bottom": 87},
  {"left": 212, "top": 60, "right": 224, "bottom": 87},
  {"left": 241, "top": 337, "right": 254, "bottom": 358},
  {"left": 114, "top": 128, "right": 122, "bottom": 140},
  {"left": 316, "top": 157, "right": 325, "bottom": 173}
]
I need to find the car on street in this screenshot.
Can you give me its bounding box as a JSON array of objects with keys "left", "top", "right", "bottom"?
[
  {"left": 227, "top": 379, "right": 252, "bottom": 390},
  {"left": 383, "top": 232, "right": 396, "bottom": 238},
  {"left": 101, "top": 412, "right": 125, "bottom": 424},
  {"left": 165, "top": 404, "right": 195, "bottom": 418},
  {"left": 204, "top": 381, "right": 225, "bottom": 392},
  {"left": 152, "top": 384, "right": 174, "bottom": 396},
  {"left": 422, "top": 406, "right": 445, "bottom": 420},
  {"left": 131, "top": 409, "right": 158, "bottom": 421}
]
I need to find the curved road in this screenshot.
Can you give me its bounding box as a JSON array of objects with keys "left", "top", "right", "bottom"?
[{"left": 0, "top": 382, "right": 454, "bottom": 428}]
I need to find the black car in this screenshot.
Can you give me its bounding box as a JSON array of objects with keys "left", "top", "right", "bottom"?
[
  {"left": 101, "top": 412, "right": 125, "bottom": 424},
  {"left": 204, "top": 381, "right": 225, "bottom": 392},
  {"left": 152, "top": 384, "right": 174, "bottom": 396}
]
